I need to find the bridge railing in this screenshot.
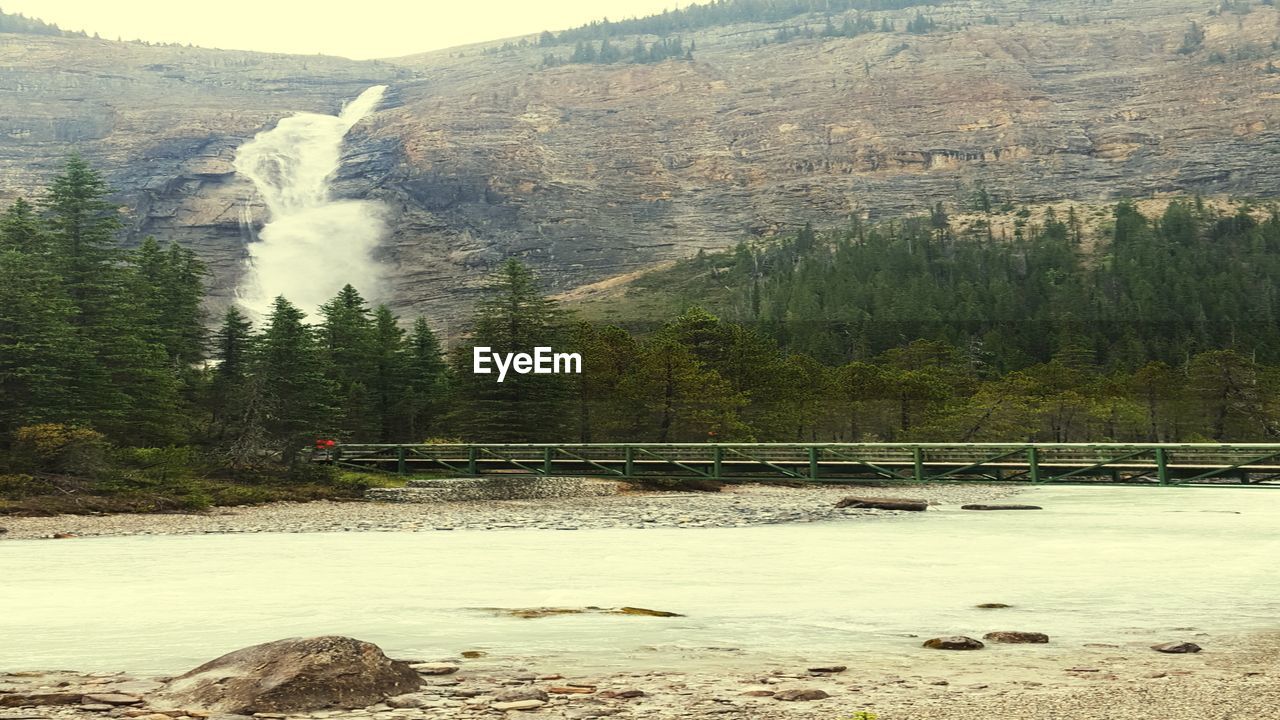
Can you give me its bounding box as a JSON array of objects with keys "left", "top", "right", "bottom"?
[{"left": 319, "top": 442, "right": 1280, "bottom": 487}]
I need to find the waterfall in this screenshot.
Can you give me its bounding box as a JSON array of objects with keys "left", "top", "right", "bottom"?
[{"left": 234, "top": 85, "right": 388, "bottom": 319}]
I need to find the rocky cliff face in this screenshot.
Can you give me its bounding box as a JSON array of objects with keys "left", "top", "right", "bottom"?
[{"left": 2, "top": 0, "right": 1278, "bottom": 321}]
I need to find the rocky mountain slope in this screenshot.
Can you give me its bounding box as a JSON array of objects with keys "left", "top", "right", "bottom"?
[{"left": 2, "top": 0, "right": 1278, "bottom": 321}]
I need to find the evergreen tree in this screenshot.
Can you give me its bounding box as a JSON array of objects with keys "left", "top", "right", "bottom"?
[
  {"left": 254, "top": 296, "right": 334, "bottom": 460},
  {"left": 450, "top": 260, "right": 574, "bottom": 441},
  {"left": 404, "top": 317, "right": 449, "bottom": 440}
]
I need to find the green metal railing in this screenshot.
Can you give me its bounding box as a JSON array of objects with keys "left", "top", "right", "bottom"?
[{"left": 319, "top": 442, "right": 1280, "bottom": 487}]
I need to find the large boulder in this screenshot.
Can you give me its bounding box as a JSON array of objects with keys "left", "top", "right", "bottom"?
[
  {"left": 155, "top": 636, "right": 421, "bottom": 713},
  {"left": 835, "top": 496, "right": 928, "bottom": 511}
]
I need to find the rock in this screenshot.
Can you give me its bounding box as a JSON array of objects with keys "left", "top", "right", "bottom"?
[
  {"left": 78, "top": 705, "right": 115, "bottom": 712},
  {"left": 923, "top": 636, "right": 985, "bottom": 650},
  {"left": 0, "top": 693, "right": 84, "bottom": 707},
  {"left": 772, "top": 689, "right": 830, "bottom": 701},
  {"left": 835, "top": 497, "right": 928, "bottom": 511},
  {"left": 983, "top": 631, "right": 1049, "bottom": 644},
  {"left": 460, "top": 651, "right": 487, "bottom": 659},
  {"left": 1152, "top": 642, "right": 1202, "bottom": 654},
  {"left": 154, "top": 636, "right": 421, "bottom": 713},
  {"left": 490, "top": 700, "right": 545, "bottom": 711},
  {"left": 385, "top": 694, "right": 428, "bottom": 709},
  {"left": 599, "top": 690, "right": 645, "bottom": 699},
  {"left": 961, "top": 504, "right": 1043, "bottom": 510},
  {"left": 409, "top": 663, "right": 459, "bottom": 675},
  {"left": 806, "top": 665, "right": 846, "bottom": 674},
  {"left": 493, "top": 688, "right": 548, "bottom": 703},
  {"left": 615, "top": 607, "right": 683, "bottom": 617},
  {"left": 975, "top": 603, "right": 1011, "bottom": 609},
  {"left": 81, "top": 695, "right": 142, "bottom": 706},
  {"left": 51, "top": 533, "right": 76, "bottom": 539},
  {"left": 0, "top": 527, "right": 7, "bottom": 535},
  {"left": 740, "top": 691, "right": 774, "bottom": 697},
  {"left": 548, "top": 687, "right": 594, "bottom": 694}
]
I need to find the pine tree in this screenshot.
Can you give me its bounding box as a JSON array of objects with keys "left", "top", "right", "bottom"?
[
  {"left": 405, "top": 317, "right": 449, "bottom": 440},
  {"left": 319, "top": 284, "right": 377, "bottom": 439},
  {"left": 370, "top": 305, "right": 410, "bottom": 441},
  {"left": 254, "top": 296, "right": 334, "bottom": 460},
  {"left": 451, "top": 259, "right": 574, "bottom": 441}
]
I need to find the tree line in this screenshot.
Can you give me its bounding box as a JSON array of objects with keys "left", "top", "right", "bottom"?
[{"left": 5, "top": 159, "right": 1280, "bottom": 480}]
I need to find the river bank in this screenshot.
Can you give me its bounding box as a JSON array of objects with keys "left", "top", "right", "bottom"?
[
  {"left": 2, "top": 631, "right": 1276, "bottom": 720},
  {"left": 0, "top": 483, "right": 1021, "bottom": 539}
]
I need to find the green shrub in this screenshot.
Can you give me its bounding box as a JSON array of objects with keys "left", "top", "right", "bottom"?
[
  {"left": 11, "top": 424, "right": 110, "bottom": 475},
  {"left": 0, "top": 474, "right": 56, "bottom": 498}
]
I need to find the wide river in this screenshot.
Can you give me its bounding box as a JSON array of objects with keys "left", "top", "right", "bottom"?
[{"left": 2, "top": 487, "right": 1277, "bottom": 675}]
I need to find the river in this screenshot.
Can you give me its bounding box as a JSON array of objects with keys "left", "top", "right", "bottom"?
[{"left": 2, "top": 487, "right": 1277, "bottom": 675}]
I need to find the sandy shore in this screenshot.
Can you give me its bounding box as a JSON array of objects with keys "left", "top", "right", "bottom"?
[
  {"left": 0, "top": 484, "right": 1022, "bottom": 539},
  {"left": 2, "top": 632, "right": 1276, "bottom": 720}
]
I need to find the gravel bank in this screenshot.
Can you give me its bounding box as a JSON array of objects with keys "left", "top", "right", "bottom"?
[
  {"left": 0, "top": 484, "right": 1022, "bottom": 540},
  {"left": 3, "top": 633, "right": 1276, "bottom": 720}
]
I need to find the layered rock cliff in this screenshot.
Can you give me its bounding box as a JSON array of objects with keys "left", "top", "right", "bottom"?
[{"left": 1, "top": 0, "right": 1278, "bottom": 321}]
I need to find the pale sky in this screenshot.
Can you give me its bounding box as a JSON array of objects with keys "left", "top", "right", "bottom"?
[{"left": 3, "top": 0, "right": 693, "bottom": 59}]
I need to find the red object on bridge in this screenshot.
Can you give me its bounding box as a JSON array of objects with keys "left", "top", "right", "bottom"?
[{"left": 314, "top": 438, "right": 337, "bottom": 450}]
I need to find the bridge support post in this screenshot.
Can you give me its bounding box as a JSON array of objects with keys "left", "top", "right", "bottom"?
[
  {"left": 1028, "top": 446, "right": 1041, "bottom": 484},
  {"left": 1155, "top": 447, "right": 1168, "bottom": 486},
  {"left": 467, "top": 446, "right": 478, "bottom": 476},
  {"left": 808, "top": 446, "right": 819, "bottom": 481},
  {"left": 624, "top": 446, "right": 635, "bottom": 478},
  {"left": 543, "top": 447, "right": 553, "bottom": 475},
  {"left": 713, "top": 445, "right": 723, "bottom": 480},
  {"left": 396, "top": 446, "right": 406, "bottom": 476},
  {"left": 912, "top": 447, "right": 925, "bottom": 483}
]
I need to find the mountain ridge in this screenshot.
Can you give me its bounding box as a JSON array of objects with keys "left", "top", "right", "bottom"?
[{"left": 1, "top": 0, "right": 1278, "bottom": 321}]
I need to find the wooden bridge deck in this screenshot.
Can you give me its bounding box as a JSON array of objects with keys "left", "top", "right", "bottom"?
[{"left": 319, "top": 443, "right": 1280, "bottom": 487}]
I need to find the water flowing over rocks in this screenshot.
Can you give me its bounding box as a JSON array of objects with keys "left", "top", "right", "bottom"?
[{"left": 153, "top": 637, "right": 421, "bottom": 713}]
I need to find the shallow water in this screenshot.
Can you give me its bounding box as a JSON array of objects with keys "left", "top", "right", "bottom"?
[{"left": 2, "top": 487, "right": 1277, "bottom": 675}]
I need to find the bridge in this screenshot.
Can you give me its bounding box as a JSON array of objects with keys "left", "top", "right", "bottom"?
[{"left": 321, "top": 442, "right": 1280, "bottom": 487}]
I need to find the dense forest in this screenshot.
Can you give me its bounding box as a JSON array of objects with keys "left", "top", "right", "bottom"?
[{"left": 3, "top": 158, "right": 1280, "bottom": 511}]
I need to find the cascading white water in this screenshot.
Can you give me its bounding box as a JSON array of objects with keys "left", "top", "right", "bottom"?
[{"left": 234, "top": 85, "right": 388, "bottom": 318}]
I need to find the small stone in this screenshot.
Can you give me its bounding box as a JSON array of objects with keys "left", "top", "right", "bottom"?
[
  {"left": 79, "top": 705, "right": 116, "bottom": 712},
  {"left": 82, "top": 695, "right": 142, "bottom": 706},
  {"left": 460, "top": 651, "right": 487, "bottom": 659},
  {"left": 493, "top": 688, "right": 548, "bottom": 703},
  {"left": 489, "top": 700, "right": 545, "bottom": 711},
  {"left": 923, "top": 636, "right": 984, "bottom": 650},
  {"left": 740, "top": 691, "right": 774, "bottom": 697},
  {"left": 548, "top": 687, "right": 594, "bottom": 695},
  {"left": 983, "top": 631, "right": 1049, "bottom": 644},
  {"left": 600, "top": 690, "right": 645, "bottom": 699},
  {"left": 772, "top": 689, "right": 830, "bottom": 702},
  {"left": 975, "top": 603, "right": 1011, "bottom": 609},
  {"left": 806, "top": 665, "right": 846, "bottom": 674},
  {"left": 961, "top": 504, "right": 1043, "bottom": 511},
  {"left": 1152, "top": 642, "right": 1202, "bottom": 654}
]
